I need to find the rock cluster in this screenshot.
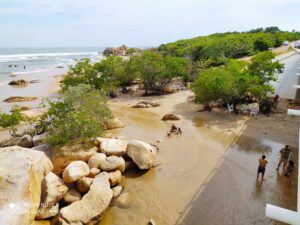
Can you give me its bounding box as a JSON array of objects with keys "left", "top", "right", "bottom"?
[
  {"left": 3, "top": 96, "right": 38, "bottom": 102},
  {"left": 161, "top": 113, "right": 181, "bottom": 121},
  {"left": 8, "top": 79, "right": 27, "bottom": 86},
  {"left": 0, "top": 137, "right": 158, "bottom": 225}
]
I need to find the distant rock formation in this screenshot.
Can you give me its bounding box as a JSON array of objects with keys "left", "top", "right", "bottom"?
[{"left": 103, "top": 45, "right": 140, "bottom": 56}]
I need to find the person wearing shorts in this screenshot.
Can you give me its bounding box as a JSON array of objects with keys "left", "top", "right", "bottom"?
[
  {"left": 276, "top": 145, "right": 291, "bottom": 171},
  {"left": 257, "top": 155, "right": 268, "bottom": 181}
]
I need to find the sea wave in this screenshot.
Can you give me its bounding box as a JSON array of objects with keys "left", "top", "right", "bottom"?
[
  {"left": 0, "top": 52, "right": 100, "bottom": 62},
  {"left": 11, "top": 69, "right": 49, "bottom": 75}
]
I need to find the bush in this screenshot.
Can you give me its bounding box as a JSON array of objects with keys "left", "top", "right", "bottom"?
[
  {"left": 42, "top": 84, "right": 112, "bottom": 146},
  {"left": 0, "top": 110, "right": 23, "bottom": 136}
]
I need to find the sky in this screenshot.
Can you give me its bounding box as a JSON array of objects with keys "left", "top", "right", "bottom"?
[{"left": 0, "top": 0, "right": 299, "bottom": 47}]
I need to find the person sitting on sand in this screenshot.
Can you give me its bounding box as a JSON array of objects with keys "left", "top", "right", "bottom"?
[
  {"left": 170, "top": 124, "right": 177, "bottom": 133},
  {"left": 167, "top": 124, "right": 182, "bottom": 136},
  {"left": 257, "top": 155, "right": 268, "bottom": 181}
]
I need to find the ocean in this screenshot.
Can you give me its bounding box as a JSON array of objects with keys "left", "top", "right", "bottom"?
[
  {"left": 0, "top": 47, "right": 104, "bottom": 84},
  {"left": 0, "top": 47, "right": 104, "bottom": 111}
]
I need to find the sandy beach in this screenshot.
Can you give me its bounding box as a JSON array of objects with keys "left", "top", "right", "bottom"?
[{"left": 0, "top": 74, "right": 297, "bottom": 225}]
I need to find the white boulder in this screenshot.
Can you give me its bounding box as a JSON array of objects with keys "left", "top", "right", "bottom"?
[{"left": 62, "top": 161, "right": 90, "bottom": 184}]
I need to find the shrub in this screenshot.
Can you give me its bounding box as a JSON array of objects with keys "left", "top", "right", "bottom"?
[
  {"left": 0, "top": 110, "right": 23, "bottom": 136},
  {"left": 42, "top": 84, "right": 112, "bottom": 146}
]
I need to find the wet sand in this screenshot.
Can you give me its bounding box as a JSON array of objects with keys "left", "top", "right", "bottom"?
[
  {"left": 177, "top": 112, "right": 298, "bottom": 225},
  {"left": 100, "top": 91, "right": 248, "bottom": 225},
  {"left": 0, "top": 68, "right": 65, "bottom": 112}
]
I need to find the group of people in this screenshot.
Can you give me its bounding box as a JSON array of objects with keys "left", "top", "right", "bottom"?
[
  {"left": 257, "top": 145, "right": 294, "bottom": 184},
  {"left": 167, "top": 124, "right": 182, "bottom": 136}
]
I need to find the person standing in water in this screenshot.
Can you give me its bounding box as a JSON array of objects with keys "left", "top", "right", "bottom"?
[
  {"left": 284, "top": 160, "right": 294, "bottom": 185},
  {"left": 276, "top": 145, "right": 291, "bottom": 171},
  {"left": 257, "top": 155, "right": 268, "bottom": 181}
]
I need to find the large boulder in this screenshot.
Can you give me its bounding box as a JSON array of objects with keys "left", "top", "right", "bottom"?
[
  {"left": 126, "top": 140, "right": 157, "bottom": 170},
  {"left": 16, "top": 134, "right": 33, "bottom": 148},
  {"left": 161, "top": 113, "right": 180, "bottom": 121},
  {"left": 100, "top": 156, "right": 125, "bottom": 172},
  {"left": 62, "top": 161, "right": 90, "bottom": 184},
  {"left": 104, "top": 118, "right": 125, "bottom": 130},
  {"left": 59, "top": 173, "right": 113, "bottom": 224},
  {"left": 63, "top": 189, "right": 81, "bottom": 204},
  {"left": 76, "top": 177, "right": 93, "bottom": 193},
  {"left": 36, "top": 172, "right": 68, "bottom": 219},
  {"left": 0, "top": 146, "right": 52, "bottom": 225},
  {"left": 88, "top": 153, "right": 125, "bottom": 172},
  {"left": 99, "top": 138, "right": 128, "bottom": 157}
]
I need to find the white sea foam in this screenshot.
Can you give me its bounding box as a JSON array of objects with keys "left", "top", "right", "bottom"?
[
  {"left": 0, "top": 52, "right": 99, "bottom": 62},
  {"left": 11, "top": 70, "right": 49, "bottom": 75}
]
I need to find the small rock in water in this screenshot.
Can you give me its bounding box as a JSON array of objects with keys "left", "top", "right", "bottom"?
[
  {"left": 148, "top": 219, "right": 156, "bottom": 225},
  {"left": 114, "top": 192, "right": 132, "bottom": 208},
  {"left": 112, "top": 185, "right": 123, "bottom": 198}
]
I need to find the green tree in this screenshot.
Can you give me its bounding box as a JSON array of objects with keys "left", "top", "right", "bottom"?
[
  {"left": 192, "top": 66, "right": 236, "bottom": 104},
  {"left": 0, "top": 110, "right": 23, "bottom": 136},
  {"left": 247, "top": 51, "right": 284, "bottom": 83},
  {"left": 43, "top": 84, "right": 112, "bottom": 146},
  {"left": 61, "top": 59, "right": 105, "bottom": 91}
]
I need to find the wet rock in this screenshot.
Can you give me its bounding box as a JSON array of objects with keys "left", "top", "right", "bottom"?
[
  {"left": 148, "top": 219, "right": 156, "bottom": 225},
  {"left": 161, "top": 113, "right": 180, "bottom": 121},
  {"left": 63, "top": 161, "right": 90, "bottom": 184},
  {"left": 89, "top": 168, "right": 101, "bottom": 177},
  {"left": 10, "top": 105, "right": 31, "bottom": 112},
  {"left": 88, "top": 153, "right": 107, "bottom": 169},
  {"left": 63, "top": 189, "right": 82, "bottom": 204},
  {"left": 59, "top": 173, "right": 113, "bottom": 224},
  {"left": 127, "top": 140, "right": 158, "bottom": 170},
  {"left": 99, "top": 137, "right": 128, "bottom": 157},
  {"left": 104, "top": 118, "right": 125, "bottom": 130},
  {"left": 112, "top": 186, "right": 123, "bottom": 198},
  {"left": 8, "top": 79, "right": 27, "bottom": 86},
  {"left": 30, "top": 79, "right": 40, "bottom": 83},
  {"left": 33, "top": 133, "right": 47, "bottom": 146},
  {"left": 108, "top": 170, "right": 122, "bottom": 186},
  {"left": 0, "top": 146, "right": 52, "bottom": 225},
  {"left": 3, "top": 96, "right": 38, "bottom": 102},
  {"left": 113, "top": 192, "right": 132, "bottom": 208},
  {"left": 16, "top": 134, "right": 33, "bottom": 148},
  {"left": 76, "top": 177, "right": 93, "bottom": 193},
  {"left": 100, "top": 156, "right": 125, "bottom": 172},
  {"left": 163, "top": 78, "right": 184, "bottom": 94}
]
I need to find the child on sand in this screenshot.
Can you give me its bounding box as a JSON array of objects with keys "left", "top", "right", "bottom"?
[{"left": 257, "top": 155, "right": 268, "bottom": 181}]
